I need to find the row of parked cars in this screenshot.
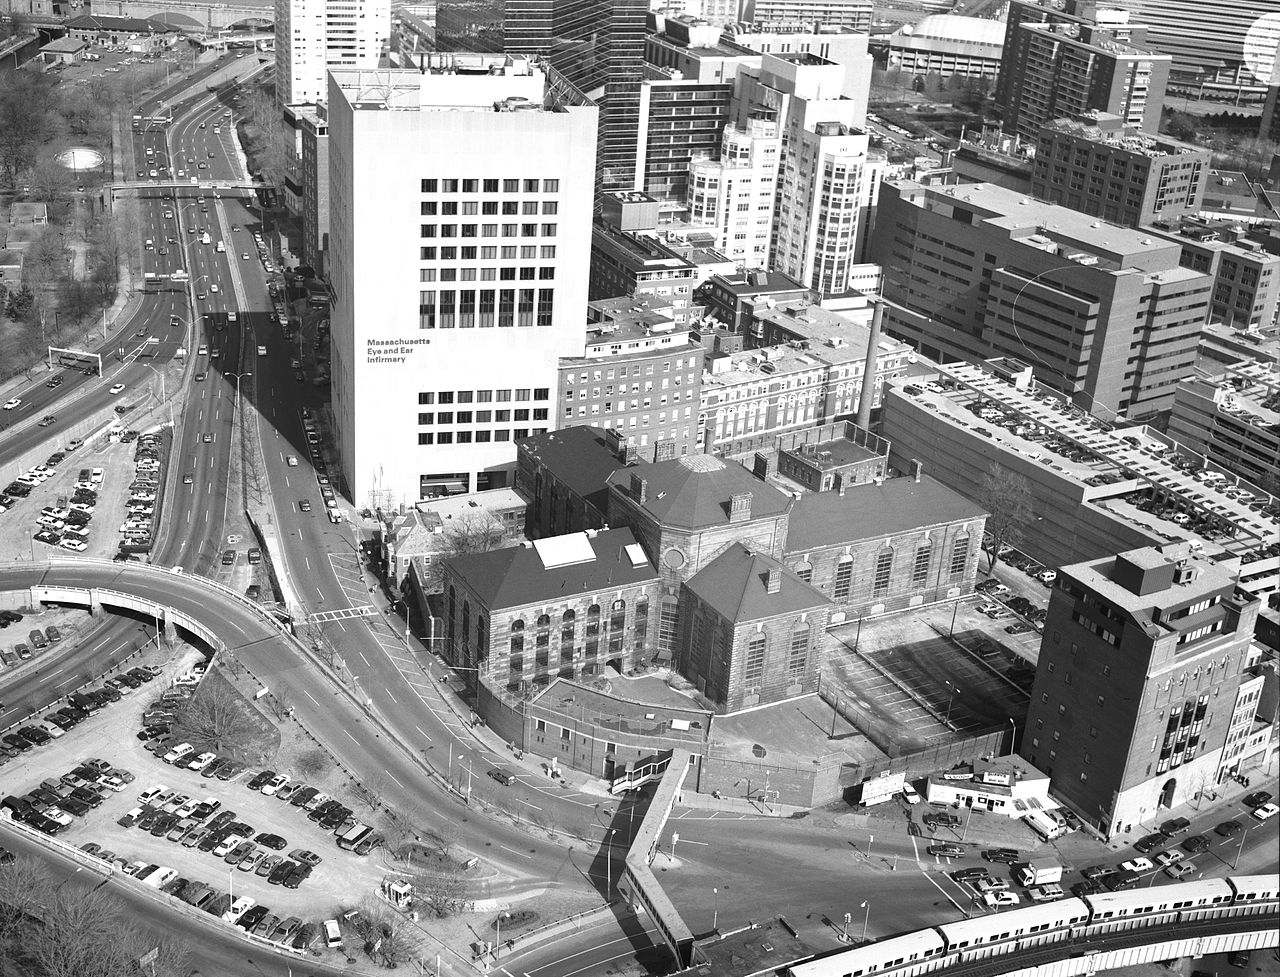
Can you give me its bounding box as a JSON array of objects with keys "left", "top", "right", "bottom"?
[
  {"left": 241, "top": 768, "right": 383, "bottom": 856},
  {"left": 118, "top": 432, "right": 166, "bottom": 554},
  {"left": 1, "top": 757, "right": 135, "bottom": 835},
  {"left": 115, "top": 782, "right": 322, "bottom": 890},
  {"left": 0, "top": 666, "right": 160, "bottom": 767},
  {"left": 82, "top": 837, "right": 331, "bottom": 952},
  {"left": 0, "top": 616, "right": 60, "bottom": 670}
]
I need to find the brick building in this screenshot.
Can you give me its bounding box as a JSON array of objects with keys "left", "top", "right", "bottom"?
[
  {"left": 556, "top": 312, "right": 703, "bottom": 461},
  {"left": 442, "top": 528, "right": 661, "bottom": 693},
  {"left": 1020, "top": 543, "right": 1263, "bottom": 837},
  {"left": 781, "top": 468, "right": 987, "bottom": 619},
  {"left": 515, "top": 426, "right": 622, "bottom": 538},
  {"left": 773, "top": 422, "right": 889, "bottom": 492},
  {"left": 680, "top": 544, "right": 831, "bottom": 713}
]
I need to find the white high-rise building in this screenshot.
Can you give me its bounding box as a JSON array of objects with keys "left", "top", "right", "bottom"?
[
  {"left": 328, "top": 56, "right": 598, "bottom": 507},
  {"left": 275, "top": 0, "right": 390, "bottom": 106},
  {"left": 686, "top": 120, "right": 780, "bottom": 268},
  {"left": 734, "top": 52, "right": 883, "bottom": 295}
]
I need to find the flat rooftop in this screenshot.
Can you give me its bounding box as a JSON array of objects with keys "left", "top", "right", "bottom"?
[
  {"left": 888, "top": 180, "right": 1184, "bottom": 267},
  {"left": 900, "top": 363, "right": 1278, "bottom": 550},
  {"left": 783, "top": 435, "right": 881, "bottom": 470},
  {"left": 709, "top": 694, "right": 885, "bottom": 768},
  {"left": 530, "top": 678, "right": 712, "bottom": 742}
]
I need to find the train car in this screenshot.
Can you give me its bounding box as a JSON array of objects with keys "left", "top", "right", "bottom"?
[
  {"left": 1226, "top": 875, "right": 1280, "bottom": 915},
  {"left": 1082, "top": 879, "right": 1234, "bottom": 934},
  {"left": 936, "top": 898, "right": 1090, "bottom": 960},
  {"left": 787, "top": 928, "right": 947, "bottom": 977}
]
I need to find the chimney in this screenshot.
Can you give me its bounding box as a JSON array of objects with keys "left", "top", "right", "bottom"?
[
  {"left": 653, "top": 439, "right": 677, "bottom": 463},
  {"left": 622, "top": 443, "right": 639, "bottom": 465},
  {"left": 765, "top": 568, "right": 781, "bottom": 594},
  {"left": 911, "top": 459, "right": 923, "bottom": 483},
  {"left": 630, "top": 474, "right": 648, "bottom": 503},
  {"left": 752, "top": 452, "right": 771, "bottom": 479},
  {"left": 729, "top": 492, "right": 752, "bottom": 523},
  {"left": 604, "top": 427, "right": 625, "bottom": 457},
  {"left": 856, "top": 297, "right": 885, "bottom": 430}
]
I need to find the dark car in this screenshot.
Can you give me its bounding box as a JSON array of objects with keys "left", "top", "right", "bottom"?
[
  {"left": 17, "top": 727, "right": 51, "bottom": 747},
  {"left": 1182, "top": 834, "right": 1211, "bottom": 854},
  {"left": 70, "top": 787, "right": 103, "bottom": 808},
  {"left": 1243, "top": 791, "right": 1272, "bottom": 808},
  {"left": 928, "top": 844, "right": 966, "bottom": 858},
  {"left": 237, "top": 905, "right": 270, "bottom": 931},
  {"left": 255, "top": 832, "right": 288, "bottom": 851},
  {"left": 1104, "top": 869, "right": 1140, "bottom": 891},
  {"left": 307, "top": 800, "right": 339, "bottom": 822},
  {"left": 950, "top": 868, "right": 990, "bottom": 883},
  {"left": 1071, "top": 880, "right": 1104, "bottom": 898},
  {"left": 161, "top": 877, "right": 190, "bottom": 899},
  {"left": 1160, "top": 817, "right": 1191, "bottom": 836},
  {"left": 320, "top": 806, "right": 349, "bottom": 830},
  {"left": 197, "top": 833, "right": 224, "bottom": 854},
  {"left": 289, "top": 786, "right": 318, "bottom": 808},
  {"left": 57, "top": 797, "right": 91, "bottom": 817},
  {"left": 215, "top": 761, "right": 243, "bottom": 782},
  {"left": 268, "top": 860, "right": 296, "bottom": 885},
  {"left": 924, "top": 812, "right": 961, "bottom": 828},
  {"left": 1134, "top": 832, "right": 1169, "bottom": 854},
  {"left": 202, "top": 758, "right": 229, "bottom": 779},
  {"left": 95, "top": 685, "right": 122, "bottom": 703},
  {"left": 207, "top": 811, "right": 237, "bottom": 833},
  {"left": 247, "top": 770, "right": 275, "bottom": 791},
  {"left": 1081, "top": 865, "right": 1114, "bottom": 881},
  {"left": 282, "top": 863, "right": 312, "bottom": 889},
  {"left": 1214, "top": 819, "right": 1243, "bottom": 838}
]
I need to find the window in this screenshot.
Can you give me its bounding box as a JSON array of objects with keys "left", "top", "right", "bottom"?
[
  {"left": 417, "top": 433, "right": 433, "bottom": 444},
  {"left": 912, "top": 544, "right": 931, "bottom": 585},
  {"left": 873, "top": 551, "right": 893, "bottom": 595},
  {"left": 543, "top": 179, "right": 559, "bottom": 192},
  {"left": 949, "top": 536, "right": 969, "bottom": 576},
  {"left": 418, "top": 392, "right": 435, "bottom": 405},
  {"left": 524, "top": 179, "right": 539, "bottom": 192},
  {"left": 744, "top": 634, "right": 765, "bottom": 685},
  {"left": 483, "top": 179, "right": 499, "bottom": 193},
  {"left": 421, "top": 179, "right": 437, "bottom": 192},
  {"left": 787, "top": 623, "right": 809, "bottom": 679},
  {"left": 832, "top": 557, "right": 853, "bottom": 601}
]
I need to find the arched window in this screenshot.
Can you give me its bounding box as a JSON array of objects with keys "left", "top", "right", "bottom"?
[
  {"left": 536, "top": 613, "right": 551, "bottom": 628},
  {"left": 561, "top": 609, "right": 576, "bottom": 623},
  {"left": 787, "top": 622, "right": 810, "bottom": 680},
  {"left": 832, "top": 555, "right": 853, "bottom": 601},
  {"left": 586, "top": 604, "right": 601, "bottom": 638},
  {"left": 510, "top": 618, "right": 525, "bottom": 633},
  {"left": 609, "top": 599, "right": 626, "bottom": 633},
  {"left": 744, "top": 633, "right": 766, "bottom": 685}
]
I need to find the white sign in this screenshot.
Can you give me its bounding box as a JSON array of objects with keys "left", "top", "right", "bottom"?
[
  {"left": 366, "top": 337, "right": 431, "bottom": 365},
  {"left": 860, "top": 771, "right": 906, "bottom": 806}
]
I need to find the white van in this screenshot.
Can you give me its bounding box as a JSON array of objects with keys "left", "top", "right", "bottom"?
[
  {"left": 323, "top": 919, "right": 343, "bottom": 949},
  {"left": 162, "top": 743, "right": 194, "bottom": 765},
  {"left": 216, "top": 241, "right": 225, "bottom": 253}
]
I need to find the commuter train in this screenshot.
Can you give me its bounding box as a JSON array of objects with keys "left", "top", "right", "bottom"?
[{"left": 788, "top": 877, "right": 1278, "bottom": 977}]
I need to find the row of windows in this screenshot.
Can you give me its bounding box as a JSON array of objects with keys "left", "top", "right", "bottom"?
[
  {"left": 421, "top": 246, "right": 557, "bottom": 261},
  {"left": 420, "top": 267, "right": 555, "bottom": 282},
  {"left": 419, "top": 409, "right": 548, "bottom": 424},
  {"left": 421, "top": 178, "right": 560, "bottom": 193},
  {"left": 422, "top": 200, "right": 558, "bottom": 216},
  {"left": 418, "top": 288, "right": 554, "bottom": 329},
  {"left": 419, "top": 388, "right": 549, "bottom": 404},
  {"left": 420, "top": 223, "right": 557, "bottom": 239},
  {"left": 418, "top": 429, "right": 544, "bottom": 445}
]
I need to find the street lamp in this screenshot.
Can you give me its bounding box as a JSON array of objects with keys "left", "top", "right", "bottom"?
[
  {"left": 141, "top": 362, "right": 173, "bottom": 426},
  {"left": 860, "top": 901, "right": 870, "bottom": 943},
  {"left": 712, "top": 887, "right": 719, "bottom": 931},
  {"left": 604, "top": 828, "right": 617, "bottom": 896},
  {"left": 944, "top": 681, "right": 962, "bottom": 726}
]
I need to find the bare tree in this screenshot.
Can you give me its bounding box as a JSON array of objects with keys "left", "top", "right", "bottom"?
[
  {"left": 418, "top": 511, "right": 510, "bottom": 592},
  {"left": 29, "top": 885, "right": 137, "bottom": 977},
  {"left": 0, "top": 854, "right": 51, "bottom": 941},
  {"left": 379, "top": 806, "right": 421, "bottom": 859},
  {"left": 296, "top": 746, "right": 332, "bottom": 779},
  {"left": 171, "top": 681, "right": 261, "bottom": 757},
  {"left": 353, "top": 770, "right": 389, "bottom": 812},
  {"left": 410, "top": 866, "right": 467, "bottom": 918},
  {"left": 352, "top": 895, "right": 422, "bottom": 968},
  {"left": 267, "top": 685, "right": 292, "bottom": 721},
  {"left": 978, "top": 462, "right": 1033, "bottom": 575}
]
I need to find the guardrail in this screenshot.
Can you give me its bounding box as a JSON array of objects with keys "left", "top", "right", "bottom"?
[{"left": 0, "top": 639, "right": 145, "bottom": 736}]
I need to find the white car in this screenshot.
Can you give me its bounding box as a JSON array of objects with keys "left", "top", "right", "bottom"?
[
  {"left": 1252, "top": 803, "right": 1279, "bottom": 821},
  {"left": 1120, "top": 857, "right": 1153, "bottom": 873},
  {"left": 983, "top": 891, "right": 1019, "bottom": 908},
  {"left": 260, "top": 774, "right": 289, "bottom": 797},
  {"left": 186, "top": 751, "right": 218, "bottom": 773},
  {"left": 2, "top": 398, "right": 20, "bottom": 410},
  {"left": 109, "top": 383, "right": 125, "bottom": 395},
  {"left": 210, "top": 284, "right": 219, "bottom": 293},
  {"left": 286, "top": 455, "right": 298, "bottom": 467},
  {"left": 59, "top": 538, "right": 88, "bottom": 552}
]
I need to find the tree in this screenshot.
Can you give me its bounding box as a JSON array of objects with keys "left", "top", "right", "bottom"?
[
  {"left": 978, "top": 462, "right": 1033, "bottom": 575},
  {"left": 0, "top": 72, "right": 57, "bottom": 187},
  {"left": 410, "top": 865, "right": 467, "bottom": 918},
  {"left": 6, "top": 283, "right": 35, "bottom": 320},
  {"left": 29, "top": 884, "right": 138, "bottom": 977},
  {"left": 419, "top": 511, "right": 509, "bottom": 592},
  {"left": 0, "top": 854, "right": 51, "bottom": 941},
  {"left": 267, "top": 685, "right": 292, "bottom": 721},
  {"left": 296, "top": 746, "right": 331, "bottom": 779},
  {"left": 171, "top": 681, "right": 260, "bottom": 757},
  {"left": 351, "top": 896, "right": 422, "bottom": 968}
]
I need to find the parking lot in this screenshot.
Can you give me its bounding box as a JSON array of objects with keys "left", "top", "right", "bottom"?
[
  {"left": 825, "top": 603, "right": 1029, "bottom": 753},
  {"left": 1, "top": 654, "right": 392, "bottom": 925}
]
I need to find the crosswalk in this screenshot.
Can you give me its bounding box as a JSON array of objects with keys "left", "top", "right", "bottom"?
[{"left": 308, "top": 604, "right": 376, "bottom": 623}]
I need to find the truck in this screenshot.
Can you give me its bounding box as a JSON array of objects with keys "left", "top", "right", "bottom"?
[
  {"left": 201, "top": 232, "right": 211, "bottom": 246},
  {"left": 1015, "top": 862, "right": 1063, "bottom": 887}
]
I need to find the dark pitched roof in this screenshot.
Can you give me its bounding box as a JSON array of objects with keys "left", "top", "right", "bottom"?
[
  {"left": 607, "top": 454, "right": 790, "bottom": 530},
  {"left": 519, "top": 426, "right": 621, "bottom": 517},
  {"left": 445, "top": 527, "right": 657, "bottom": 611},
  {"left": 65, "top": 14, "right": 176, "bottom": 32},
  {"left": 785, "top": 475, "right": 988, "bottom": 553},
  {"left": 685, "top": 544, "right": 830, "bottom": 623}
]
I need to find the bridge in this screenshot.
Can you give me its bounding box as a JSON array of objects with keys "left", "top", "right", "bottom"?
[
  {"left": 86, "top": 0, "right": 272, "bottom": 31},
  {"left": 110, "top": 179, "right": 269, "bottom": 193}
]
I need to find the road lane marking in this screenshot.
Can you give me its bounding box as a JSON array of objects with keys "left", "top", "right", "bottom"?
[
  {"left": 303, "top": 689, "right": 320, "bottom": 706},
  {"left": 344, "top": 730, "right": 358, "bottom": 743},
  {"left": 500, "top": 845, "right": 532, "bottom": 859},
  {"left": 386, "top": 770, "right": 404, "bottom": 788}
]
